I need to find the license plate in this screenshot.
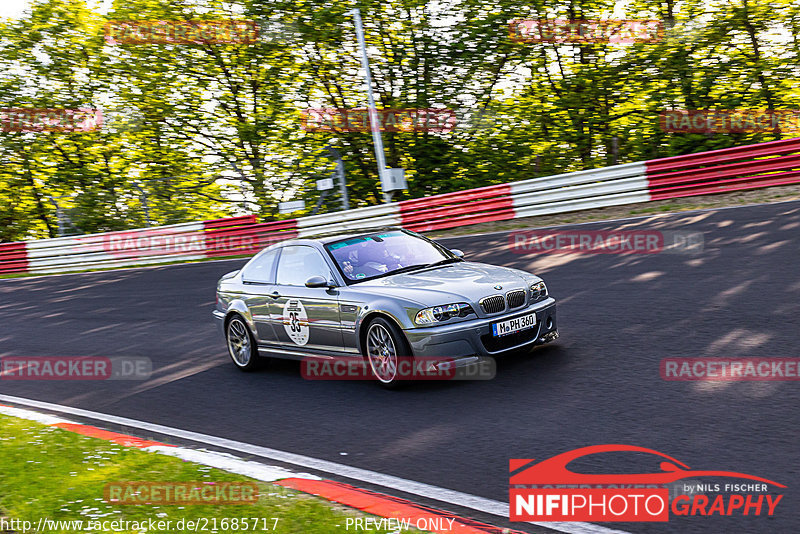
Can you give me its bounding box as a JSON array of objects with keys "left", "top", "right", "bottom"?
[{"left": 492, "top": 312, "right": 537, "bottom": 337}]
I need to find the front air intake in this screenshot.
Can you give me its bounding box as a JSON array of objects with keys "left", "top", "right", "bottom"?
[
  {"left": 506, "top": 289, "right": 525, "bottom": 309},
  {"left": 480, "top": 295, "right": 505, "bottom": 314}
]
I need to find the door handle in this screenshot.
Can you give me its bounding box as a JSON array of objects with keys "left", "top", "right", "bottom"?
[{"left": 269, "top": 291, "right": 281, "bottom": 299}]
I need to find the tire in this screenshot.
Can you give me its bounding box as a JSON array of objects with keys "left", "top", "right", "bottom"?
[
  {"left": 364, "top": 317, "right": 411, "bottom": 389},
  {"left": 226, "top": 315, "right": 261, "bottom": 372}
]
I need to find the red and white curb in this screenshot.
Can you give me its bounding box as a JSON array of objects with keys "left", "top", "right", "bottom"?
[
  {"left": 275, "top": 478, "right": 523, "bottom": 534},
  {"left": 0, "top": 396, "right": 632, "bottom": 534},
  {"left": 0, "top": 403, "right": 528, "bottom": 534}
]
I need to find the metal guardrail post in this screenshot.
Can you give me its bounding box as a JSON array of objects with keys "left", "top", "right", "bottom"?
[
  {"left": 325, "top": 143, "right": 349, "bottom": 211},
  {"left": 348, "top": 8, "right": 391, "bottom": 204},
  {"left": 132, "top": 182, "right": 152, "bottom": 227}
]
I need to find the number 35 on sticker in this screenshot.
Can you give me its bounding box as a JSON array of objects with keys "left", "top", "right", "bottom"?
[{"left": 283, "top": 299, "right": 310, "bottom": 345}]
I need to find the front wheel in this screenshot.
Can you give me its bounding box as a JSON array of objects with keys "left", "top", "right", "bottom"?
[
  {"left": 365, "top": 318, "right": 410, "bottom": 389},
  {"left": 226, "top": 315, "right": 261, "bottom": 371}
]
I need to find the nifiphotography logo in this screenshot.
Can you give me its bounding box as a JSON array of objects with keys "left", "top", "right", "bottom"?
[{"left": 509, "top": 445, "right": 784, "bottom": 522}]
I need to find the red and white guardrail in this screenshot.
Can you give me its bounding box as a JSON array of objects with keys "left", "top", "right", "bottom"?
[
  {"left": 4, "top": 216, "right": 299, "bottom": 275},
  {"left": 2, "top": 137, "right": 799, "bottom": 275}
]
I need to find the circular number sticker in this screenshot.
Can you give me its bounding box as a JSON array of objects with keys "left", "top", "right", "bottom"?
[{"left": 283, "top": 299, "right": 309, "bottom": 346}]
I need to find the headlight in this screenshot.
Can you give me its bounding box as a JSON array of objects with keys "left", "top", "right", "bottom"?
[
  {"left": 530, "top": 281, "right": 547, "bottom": 300},
  {"left": 414, "top": 303, "right": 474, "bottom": 325}
]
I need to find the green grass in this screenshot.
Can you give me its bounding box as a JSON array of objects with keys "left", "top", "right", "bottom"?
[{"left": 0, "top": 415, "right": 421, "bottom": 533}]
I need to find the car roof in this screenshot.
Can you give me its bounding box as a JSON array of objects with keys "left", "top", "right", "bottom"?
[{"left": 300, "top": 226, "right": 408, "bottom": 244}]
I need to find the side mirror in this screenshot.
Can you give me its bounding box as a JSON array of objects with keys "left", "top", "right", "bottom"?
[
  {"left": 305, "top": 275, "right": 328, "bottom": 288},
  {"left": 451, "top": 249, "right": 465, "bottom": 258}
]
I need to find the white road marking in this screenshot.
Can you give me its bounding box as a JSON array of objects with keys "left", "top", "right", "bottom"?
[
  {"left": 143, "top": 445, "right": 317, "bottom": 482},
  {"left": 0, "top": 403, "right": 314, "bottom": 483},
  {"left": 0, "top": 394, "right": 633, "bottom": 534},
  {"left": 0, "top": 404, "right": 73, "bottom": 425}
]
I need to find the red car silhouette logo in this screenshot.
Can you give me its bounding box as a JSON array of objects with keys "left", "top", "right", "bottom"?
[{"left": 510, "top": 444, "right": 785, "bottom": 487}]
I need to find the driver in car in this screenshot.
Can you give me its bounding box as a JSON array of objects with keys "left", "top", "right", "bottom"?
[{"left": 341, "top": 241, "right": 402, "bottom": 278}]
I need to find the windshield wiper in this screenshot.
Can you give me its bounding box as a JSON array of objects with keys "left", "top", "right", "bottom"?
[
  {"left": 388, "top": 264, "right": 430, "bottom": 275},
  {"left": 425, "top": 257, "right": 463, "bottom": 268},
  {"left": 381, "top": 257, "right": 462, "bottom": 278}
]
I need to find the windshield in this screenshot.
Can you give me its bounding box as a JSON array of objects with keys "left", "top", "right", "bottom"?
[{"left": 325, "top": 230, "right": 454, "bottom": 282}]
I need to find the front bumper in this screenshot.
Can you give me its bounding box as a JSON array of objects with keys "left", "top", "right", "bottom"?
[
  {"left": 212, "top": 309, "right": 225, "bottom": 336},
  {"left": 404, "top": 298, "right": 558, "bottom": 358}
]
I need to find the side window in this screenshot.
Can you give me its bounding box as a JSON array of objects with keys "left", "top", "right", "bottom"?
[
  {"left": 241, "top": 249, "right": 278, "bottom": 283},
  {"left": 276, "top": 246, "right": 332, "bottom": 286}
]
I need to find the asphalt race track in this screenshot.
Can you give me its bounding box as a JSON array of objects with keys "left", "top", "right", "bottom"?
[{"left": 2, "top": 200, "right": 799, "bottom": 534}]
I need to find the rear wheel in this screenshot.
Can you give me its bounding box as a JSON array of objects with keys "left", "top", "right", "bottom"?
[
  {"left": 226, "top": 315, "right": 261, "bottom": 371},
  {"left": 365, "top": 317, "right": 410, "bottom": 389}
]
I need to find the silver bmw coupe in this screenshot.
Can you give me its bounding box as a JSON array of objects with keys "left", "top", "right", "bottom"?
[{"left": 213, "top": 228, "right": 558, "bottom": 386}]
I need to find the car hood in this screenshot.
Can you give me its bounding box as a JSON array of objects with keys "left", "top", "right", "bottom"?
[{"left": 357, "top": 261, "right": 538, "bottom": 307}]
